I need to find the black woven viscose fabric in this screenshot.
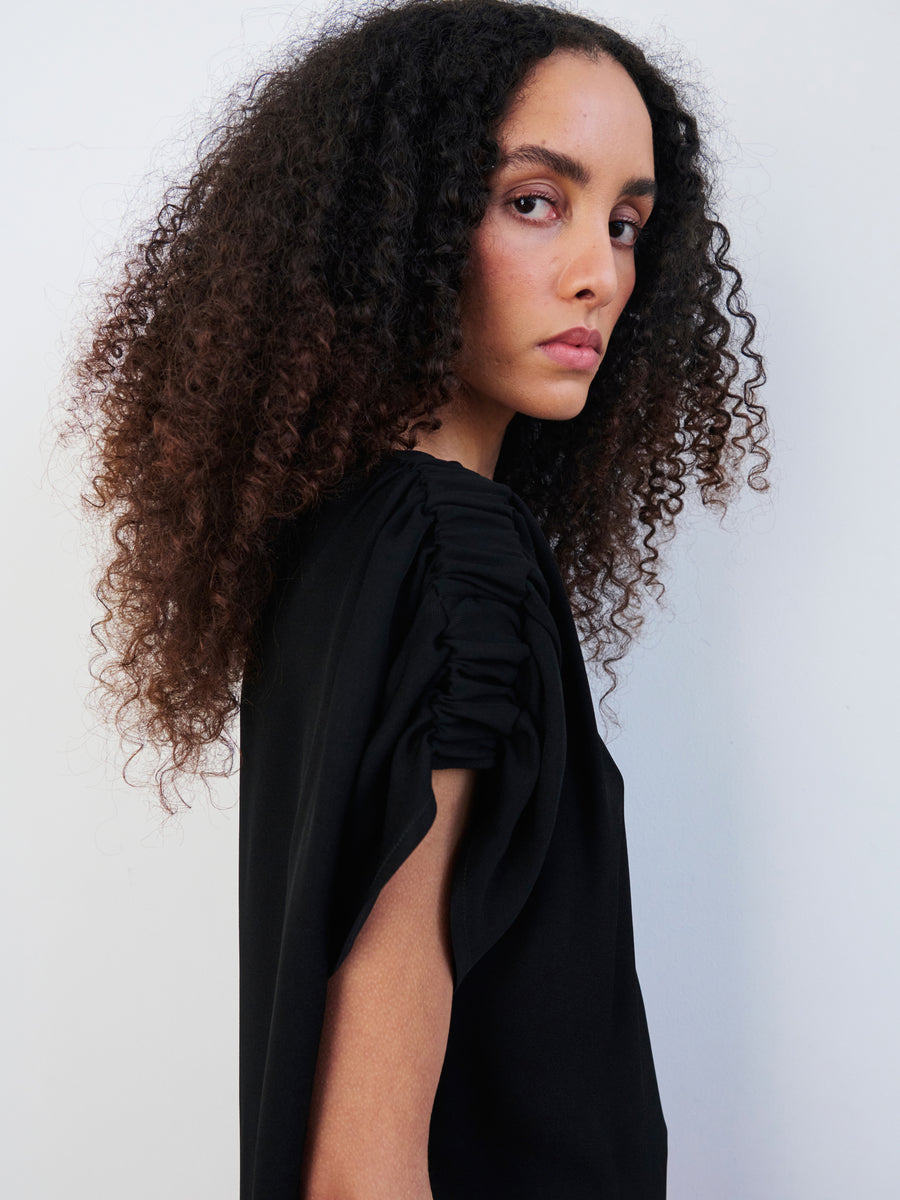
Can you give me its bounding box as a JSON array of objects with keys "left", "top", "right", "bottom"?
[{"left": 238, "top": 449, "right": 667, "bottom": 1198}]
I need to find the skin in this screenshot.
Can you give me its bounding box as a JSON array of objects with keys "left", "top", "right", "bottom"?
[
  {"left": 301, "top": 768, "right": 477, "bottom": 1200},
  {"left": 303, "top": 51, "right": 657, "bottom": 1198},
  {"left": 406, "top": 49, "right": 656, "bottom": 479}
]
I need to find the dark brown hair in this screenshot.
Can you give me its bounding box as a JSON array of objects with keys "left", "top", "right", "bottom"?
[{"left": 63, "top": 0, "right": 768, "bottom": 809}]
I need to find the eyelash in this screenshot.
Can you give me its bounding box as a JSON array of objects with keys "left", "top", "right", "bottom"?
[{"left": 507, "top": 192, "right": 645, "bottom": 247}]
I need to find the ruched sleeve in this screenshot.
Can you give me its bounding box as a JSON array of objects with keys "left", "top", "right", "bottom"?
[{"left": 333, "top": 455, "right": 567, "bottom": 988}]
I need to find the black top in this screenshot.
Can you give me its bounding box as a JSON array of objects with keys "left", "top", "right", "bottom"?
[{"left": 238, "top": 449, "right": 667, "bottom": 1199}]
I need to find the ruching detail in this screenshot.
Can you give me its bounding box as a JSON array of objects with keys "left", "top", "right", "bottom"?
[
  {"left": 386, "top": 454, "right": 566, "bottom": 981},
  {"left": 400, "top": 454, "right": 554, "bottom": 770}
]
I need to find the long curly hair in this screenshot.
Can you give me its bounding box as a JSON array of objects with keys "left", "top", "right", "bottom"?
[{"left": 63, "top": 0, "right": 768, "bottom": 809}]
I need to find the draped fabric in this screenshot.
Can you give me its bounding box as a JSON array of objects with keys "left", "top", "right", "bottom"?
[{"left": 238, "top": 449, "right": 667, "bottom": 1199}]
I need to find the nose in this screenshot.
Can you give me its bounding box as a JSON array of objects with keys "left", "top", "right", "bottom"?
[{"left": 557, "top": 224, "right": 620, "bottom": 309}]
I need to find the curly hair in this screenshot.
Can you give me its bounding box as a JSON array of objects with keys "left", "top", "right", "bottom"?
[{"left": 63, "top": 0, "right": 768, "bottom": 809}]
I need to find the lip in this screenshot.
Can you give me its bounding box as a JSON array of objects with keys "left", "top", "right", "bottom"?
[{"left": 538, "top": 326, "right": 603, "bottom": 371}]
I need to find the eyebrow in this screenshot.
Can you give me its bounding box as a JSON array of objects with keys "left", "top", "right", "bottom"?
[{"left": 495, "top": 143, "right": 657, "bottom": 201}]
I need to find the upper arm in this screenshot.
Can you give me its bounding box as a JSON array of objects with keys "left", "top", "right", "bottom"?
[{"left": 300, "top": 767, "right": 478, "bottom": 1200}]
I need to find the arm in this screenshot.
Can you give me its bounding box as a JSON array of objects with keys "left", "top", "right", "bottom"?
[{"left": 300, "top": 767, "right": 478, "bottom": 1200}]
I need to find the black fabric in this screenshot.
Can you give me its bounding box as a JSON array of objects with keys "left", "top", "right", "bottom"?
[{"left": 238, "top": 449, "right": 667, "bottom": 1198}]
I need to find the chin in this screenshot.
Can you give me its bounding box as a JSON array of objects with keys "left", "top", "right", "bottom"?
[{"left": 519, "top": 387, "right": 591, "bottom": 422}]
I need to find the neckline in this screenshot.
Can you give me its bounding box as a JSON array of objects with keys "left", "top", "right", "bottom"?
[{"left": 389, "top": 447, "right": 499, "bottom": 485}]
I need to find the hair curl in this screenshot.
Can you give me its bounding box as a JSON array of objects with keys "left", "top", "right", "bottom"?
[{"left": 63, "top": 0, "right": 768, "bottom": 809}]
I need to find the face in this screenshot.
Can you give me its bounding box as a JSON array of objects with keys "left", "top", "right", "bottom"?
[{"left": 455, "top": 50, "right": 656, "bottom": 434}]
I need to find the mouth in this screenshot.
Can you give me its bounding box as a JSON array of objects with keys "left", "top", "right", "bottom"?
[{"left": 538, "top": 326, "right": 603, "bottom": 371}]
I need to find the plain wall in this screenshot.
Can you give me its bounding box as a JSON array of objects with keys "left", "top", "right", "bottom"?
[{"left": 3, "top": 1, "right": 897, "bottom": 1196}]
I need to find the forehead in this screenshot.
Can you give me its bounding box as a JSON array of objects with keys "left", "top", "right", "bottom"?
[{"left": 497, "top": 50, "right": 654, "bottom": 175}]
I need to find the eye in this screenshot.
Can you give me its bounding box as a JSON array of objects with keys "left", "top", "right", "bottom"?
[
  {"left": 610, "top": 218, "right": 643, "bottom": 248},
  {"left": 507, "top": 192, "right": 560, "bottom": 221}
]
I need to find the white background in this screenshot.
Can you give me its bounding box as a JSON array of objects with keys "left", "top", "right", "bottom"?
[{"left": 3, "top": 1, "right": 898, "bottom": 1196}]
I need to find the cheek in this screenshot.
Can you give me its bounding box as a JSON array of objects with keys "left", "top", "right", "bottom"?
[
  {"left": 465, "top": 222, "right": 543, "bottom": 324},
  {"left": 612, "top": 260, "right": 637, "bottom": 320}
]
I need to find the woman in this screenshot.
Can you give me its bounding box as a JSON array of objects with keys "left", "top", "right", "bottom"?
[{"left": 66, "top": 0, "right": 768, "bottom": 1196}]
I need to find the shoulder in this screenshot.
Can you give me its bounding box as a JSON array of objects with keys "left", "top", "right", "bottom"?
[
  {"left": 262, "top": 450, "right": 558, "bottom": 661},
  {"left": 300, "top": 450, "right": 545, "bottom": 590},
  {"left": 336, "top": 448, "right": 516, "bottom": 523},
  {"left": 388, "top": 450, "right": 541, "bottom": 603}
]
